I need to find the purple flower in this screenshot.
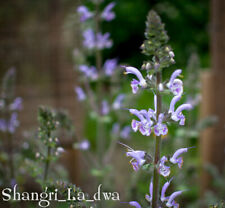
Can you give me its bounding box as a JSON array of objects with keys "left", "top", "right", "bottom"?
[
  {"left": 120, "top": 126, "right": 131, "bottom": 139},
  {"left": 170, "top": 147, "right": 191, "bottom": 168},
  {"left": 112, "top": 94, "right": 125, "bottom": 110},
  {"left": 76, "top": 139, "right": 90, "bottom": 150},
  {"left": 9, "top": 97, "right": 23, "bottom": 111},
  {"left": 78, "top": 65, "right": 98, "bottom": 80},
  {"left": 103, "top": 58, "right": 118, "bottom": 76},
  {"left": 101, "top": 2, "right": 116, "bottom": 21},
  {"left": 83, "top": 29, "right": 96, "bottom": 49},
  {"left": 77, "top": 5, "right": 93, "bottom": 22},
  {"left": 56, "top": 147, "right": 65, "bottom": 155},
  {"left": 8, "top": 112, "right": 19, "bottom": 133},
  {"left": 0, "top": 119, "right": 7, "bottom": 132},
  {"left": 145, "top": 180, "right": 153, "bottom": 202},
  {"left": 169, "top": 96, "right": 192, "bottom": 125},
  {"left": 167, "top": 69, "right": 183, "bottom": 96},
  {"left": 123, "top": 143, "right": 146, "bottom": 171},
  {"left": 96, "top": 32, "right": 113, "bottom": 49},
  {"left": 161, "top": 178, "right": 173, "bottom": 202},
  {"left": 129, "top": 201, "right": 142, "bottom": 208},
  {"left": 111, "top": 123, "right": 120, "bottom": 136},
  {"left": 154, "top": 113, "right": 168, "bottom": 136},
  {"left": 124, "top": 66, "right": 147, "bottom": 94},
  {"left": 166, "top": 191, "right": 183, "bottom": 207},
  {"left": 101, "top": 100, "right": 110, "bottom": 115},
  {"left": 129, "top": 109, "right": 153, "bottom": 136},
  {"left": 159, "top": 156, "right": 170, "bottom": 177},
  {"left": 75, "top": 87, "right": 86, "bottom": 101},
  {"left": 10, "top": 179, "right": 17, "bottom": 188}
]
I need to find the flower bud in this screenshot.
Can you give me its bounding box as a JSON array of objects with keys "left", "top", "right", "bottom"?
[
  {"left": 35, "top": 152, "right": 40, "bottom": 158},
  {"left": 169, "top": 51, "right": 175, "bottom": 58},
  {"left": 146, "top": 62, "right": 151, "bottom": 70}
]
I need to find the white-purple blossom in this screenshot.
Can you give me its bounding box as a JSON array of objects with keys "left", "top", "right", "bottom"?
[
  {"left": 169, "top": 95, "right": 192, "bottom": 125},
  {"left": 0, "top": 119, "right": 7, "bottom": 132},
  {"left": 129, "top": 201, "right": 142, "bottom": 208},
  {"left": 111, "top": 123, "right": 120, "bottom": 136},
  {"left": 145, "top": 180, "right": 153, "bottom": 202},
  {"left": 75, "top": 87, "right": 86, "bottom": 101},
  {"left": 129, "top": 109, "right": 154, "bottom": 136},
  {"left": 167, "top": 69, "right": 183, "bottom": 96},
  {"left": 101, "top": 100, "right": 110, "bottom": 115},
  {"left": 9, "top": 97, "right": 23, "bottom": 111},
  {"left": 83, "top": 29, "right": 96, "bottom": 49},
  {"left": 96, "top": 32, "right": 113, "bottom": 49},
  {"left": 101, "top": 2, "right": 116, "bottom": 21},
  {"left": 161, "top": 178, "right": 173, "bottom": 202},
  {"left": 120, "top": 126, "right": 131, "bottom": 139},
  {"left": 103, "top": 58, "right": 118, "bottom": 76},
  {"left": 159, "top": 156, "right": 170, "bottom": 177},
  {"left": 76, "top": 139, "right": 90, "bottom": 150},
  {"left": 77, "top": 5, "right": 93, "bottom": 22},
  {"left": 112, "top": 94, "right": 125, "bottom": 110},
  {"left": 154, "top": 113, "right": 168, "bottom": 136},
  {"left": 124, "top": 66, "right": 147, "bottom": 94},
  {"left": 78, "top": 65, "right": 98, "bottom": 80},
  {"left": 166, "top": 191, "right": 183, "bottom": 208},
  {"left": 83, "top": 29, "right": 113, "bottom": 49},
  {"left": 8, "top": 112, "right": 19, "bottom": 133},
  {"left": 122, "top": 143, "right": 146, "bottom": 171},
  {"left": 170, "top": 147, "right": 191, "bottom": 168}
]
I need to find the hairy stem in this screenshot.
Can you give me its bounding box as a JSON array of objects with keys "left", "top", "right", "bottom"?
[
  {"left": 43, "top": 146, "right": 51, "bottom": 182},
  {"left": 152, "top": 71, "right": 162, "bottom": 208},
  {"left": 43, "top": 131, "right": 51, "bottom": 182}
]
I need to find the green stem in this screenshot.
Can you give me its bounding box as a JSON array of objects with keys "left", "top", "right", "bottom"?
[
  {"left": 8, "top": 133, "right": 14, "bottom": 179},
  {"left": 43, "top": 146, "right": 51, "bottom": 182},
  {"left": 152, "top": 72, "right": 162, "bottom": 208}
]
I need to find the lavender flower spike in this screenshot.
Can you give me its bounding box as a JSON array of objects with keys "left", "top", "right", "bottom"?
[
  {"left": 167, "top": 69, "right": 183, "bottom": 96},
  {"left": 77, "top": 6, "right": 93, "bottom": 22},
  {"left": 124, "top": 66, "right": 147, "bottom": 94},
  {"left": 161, "top": 178, "right": 173, "bottom": 202},
  {"left": 159, "top": 156, "right": 170, "bottom": 177},
  {"left": 75, "top": 87, "right": 86, "bottom": 101},
  {"left": 129, "top": 201, "right": 142, "bottom": 208},
  {"left": 145, "top": 180, "right": 153, "bottom": 202},
  {"left": 170, "top": 147, "right": 192, "bottom": 168},
  {"left": 166, "top": 191, "right": 183, "bottom": 208},
  {"left": 101, "top": 2, "right": 116, "bottom": 21}
]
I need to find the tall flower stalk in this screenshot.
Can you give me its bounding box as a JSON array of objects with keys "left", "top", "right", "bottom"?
[
  {"left": 74, "top": 0, "right": 132, "bottom": 193},
  {"left": 122, "top": 11, "right": 193, "bottom": 208},
  {"left": 0, "top": 68, "right": 22, "bottom": 183}
]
